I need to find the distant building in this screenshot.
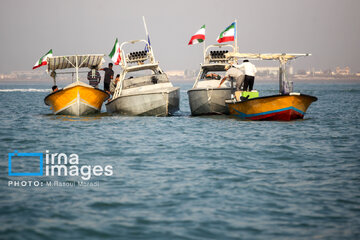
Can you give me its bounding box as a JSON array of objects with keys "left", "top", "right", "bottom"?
[
  {"left": 335, "top": 66, "right": 350, "bottom": 75},
  {"left": 314, "top": 70, "right": 324, "bottom": 75},
  {"left": 184, "top": 69, "right": 197, "bottom": 78},
  {"left": 323, "top": 69, "right": 332, "bottom": 75},
  {"left": 166, "top": 70, "right": 185, "bottom": 78},
  {"left": 296, "top": 69, "right": 307, "bottom": 75},
  {"left": 256, "top": 67, "right": 279, "bottom": 77}
]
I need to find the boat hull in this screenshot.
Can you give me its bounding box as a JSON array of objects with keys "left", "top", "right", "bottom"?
[
  {"left": 227, "top": 94, "right": 317, "bottom": 121},
  {"left": 187, "top": 88, "right": 232, "bottom": 115},
  {"left": 44, "top": 84, "right": 109, "bottom": 116},
  {"left": 106, "top": 87, "right": 180, "bottom": 116}
]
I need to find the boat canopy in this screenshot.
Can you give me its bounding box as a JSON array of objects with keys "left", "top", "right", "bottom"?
[
  {"left": 47, "top": 54, "right": 105, "bottom": 71},
  {"left": 225, "top": 53, "right": 311, "bottom": 62},
  {"left": 260, "top": 53, "right": 311, "bottom": 61}
]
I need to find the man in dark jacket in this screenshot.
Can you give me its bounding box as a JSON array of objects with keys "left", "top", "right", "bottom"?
[{"left": 100, "top": 63, "right": 114, "bottom": 93}]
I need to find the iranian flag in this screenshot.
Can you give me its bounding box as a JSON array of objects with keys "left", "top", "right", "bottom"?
[
  {"left": 109, "top": 38, "right": 121, "bottom": 65},
  {"left": 32, "top": 49, "right": 53, "bottom": 69},
  {"left": 188, "top": 25, "right": 205, "bottom": 45},
  {"left": 217, "top": 22, "right": 236, "bottom": 43}
]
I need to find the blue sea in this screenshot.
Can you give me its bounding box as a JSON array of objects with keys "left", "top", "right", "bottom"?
[{"left": 0, "top": 81, "right": 359, "bottom": 240}]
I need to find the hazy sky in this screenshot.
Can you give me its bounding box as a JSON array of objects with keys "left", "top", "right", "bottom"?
[{"left": 1, "top": 0, "right": 360, "bottom": 73}]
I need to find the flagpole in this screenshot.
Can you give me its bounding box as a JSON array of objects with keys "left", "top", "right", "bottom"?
[
  {"left": 234, "top": 19, "right": 238, "bottom": 53},
  {"left": 203, "top": 36, "right": 206, "bottom": 62}
]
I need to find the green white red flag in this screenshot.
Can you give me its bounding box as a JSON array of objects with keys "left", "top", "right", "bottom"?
[
  {"left": 109, "top": 38, "right": 121, "bottom": 65},
  {"left": 217, "top": 22, "right": 235, "bottom": 43},
  {"left": 32, "top": 49, "right": 53, "bottom": 69},
  {"left": 188, "top": 25, "right": 205, "bottom": 45}
]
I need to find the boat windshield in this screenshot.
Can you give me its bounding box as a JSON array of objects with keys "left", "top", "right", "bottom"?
[
  {"left": 201, "top": 70, "right": 225, "bottom": 80},
  {"left": 125, "top": 69, "right": 159, "bottom": 79}
]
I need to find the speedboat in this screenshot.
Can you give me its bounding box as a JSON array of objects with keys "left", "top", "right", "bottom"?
[
  {"left": 187, "top": 44, "right": 237, "bottom": 115},
  {"left": 106, "top": 40, "right": 179, "bottom": 116},
  {"left": 44, "top": 54, "right": 109, "bottom": 116}
]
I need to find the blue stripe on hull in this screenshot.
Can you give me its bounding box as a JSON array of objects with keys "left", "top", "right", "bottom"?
[{"left": 232, "top": 106, "right": 305, "bottom": 119}]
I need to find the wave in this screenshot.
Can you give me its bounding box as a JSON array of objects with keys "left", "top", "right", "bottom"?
[{"left": 0, "top": 88, "right": 50, "bottom": 92}]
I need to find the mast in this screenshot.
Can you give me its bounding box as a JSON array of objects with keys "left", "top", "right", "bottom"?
[
  {"left": 279, "top": 59, "right": 285, "bottom": 94},
  {"left": 279, "top": 57, "right": 290, "bottom": 94}
]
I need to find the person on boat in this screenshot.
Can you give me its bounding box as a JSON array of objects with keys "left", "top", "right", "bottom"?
[
  {"left": 218, "top": 64, "right": 243, "bottom": 89},
  {"left": 52, "top": 85, "right": 58, "bottom": 92},
  {"left": 100, "top": 63, "right": 114, "bottom": 94},
  {"left": 87, "top": 66, "right": 101, "bottom": 88},
  {"left": 236, "top": 59, "right": 257, "bottom": 91},
  {"left": 110, "top": 74, "right": 120, "bottom": 96}
]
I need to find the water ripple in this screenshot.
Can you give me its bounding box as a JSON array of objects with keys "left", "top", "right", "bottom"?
[{"left": 0, "top": 82, "right": 359, "bottom": 239}]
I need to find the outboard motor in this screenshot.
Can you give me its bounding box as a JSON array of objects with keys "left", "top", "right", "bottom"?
[{"left": 282, "top": 81, "right": 293, "bottom": 94}]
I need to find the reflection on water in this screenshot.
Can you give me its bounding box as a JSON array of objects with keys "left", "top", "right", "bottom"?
[{"left": 45, "top": 113, "right": 110, "bottom": 122}]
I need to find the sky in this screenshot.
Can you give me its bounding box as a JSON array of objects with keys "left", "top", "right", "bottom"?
[{"left": 0, "top": 0, "right": 360, "bottom": 73}]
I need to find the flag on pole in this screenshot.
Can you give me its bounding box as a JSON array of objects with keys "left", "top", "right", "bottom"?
[
  {"left": 32, "top": 49, "right": 53, "bottom": 69},
  {"left": 109, "top": 38, "right": 121, "bottom": 65},
  {"left": 217, "top": 22, "right": 236, "bottom": 43},
  {"left": 145, "top": 35, "right": 151, "bottom": 52},
  {"left": 188, "top": 25, "right": 205, "bottom": 45}
]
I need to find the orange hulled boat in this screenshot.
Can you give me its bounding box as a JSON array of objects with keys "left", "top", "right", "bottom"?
[
  {"left": 43, "top": 55, "right": 109, "bottom": 116},
  {"left": 225, "top": 53, "right": 317, "bottom": 121}
]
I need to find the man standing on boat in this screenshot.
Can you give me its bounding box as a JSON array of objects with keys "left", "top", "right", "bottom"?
[
  {"left": 236, "top": 60, "right": 257, "bottom": 91},
  {"left": 218, "top": 64, "right": 243, "bottom": 90},
  {"left": 100, "top": 63, "right": 114, "bottom": 94}
]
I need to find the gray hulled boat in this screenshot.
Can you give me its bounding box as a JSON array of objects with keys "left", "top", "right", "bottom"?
[
  {"left": 106, "top": 39, "right": 179, "bottom": 116},
  {"left": 187, "top": 44, "right": 236, "bottom": 115}
]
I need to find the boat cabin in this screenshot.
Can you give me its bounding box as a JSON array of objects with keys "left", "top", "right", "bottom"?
[
  {"left": 122, "top": 65, "right": 168, "bottom": 90},
  {"left": 192, "top": 44, "right": 235, "bottom": 89},
  {"left": 111, "top": 39, "right": 172, "bottom": 99}
]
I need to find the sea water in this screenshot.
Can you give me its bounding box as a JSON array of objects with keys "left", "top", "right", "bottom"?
[{"left": 0, "top": 81, "right": 359, "bottom": 239}]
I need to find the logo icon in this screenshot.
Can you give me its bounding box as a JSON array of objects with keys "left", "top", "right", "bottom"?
[{"left": 8, "top": 150, "right": 43, "bottom": 176}]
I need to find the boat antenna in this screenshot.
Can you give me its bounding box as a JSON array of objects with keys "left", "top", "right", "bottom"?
[
  {"left": 142, "top": 16, "right": 149, "bottom": 45},
  {"left": 142, "top": 16, "right": 155, "bottom": 62}
]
